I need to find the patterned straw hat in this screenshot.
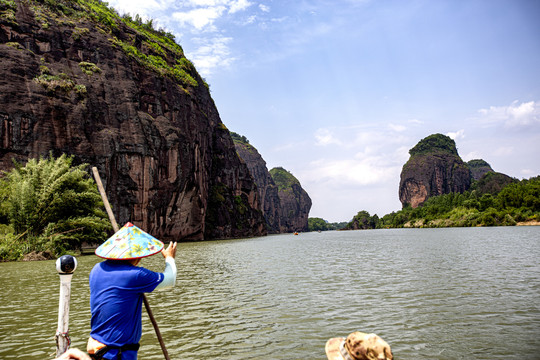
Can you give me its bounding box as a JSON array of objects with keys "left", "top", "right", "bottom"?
[
  {"left": 325, "top": 331, "right": 393, "bottom": 360},
  {"left": 95, "top": 222, "right": 164, "bottom": 260}
]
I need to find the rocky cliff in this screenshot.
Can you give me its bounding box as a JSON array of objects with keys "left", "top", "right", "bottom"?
[
  {"left": 467, "top": 159, "right": 494, "bottom": 181},
  {"left": 232, "top": 133, "right": 282, "bottom": 233},
  {"left": 399, "top": 134, "right": 471, "bottom": 208},
  {"left": 0, "top": 0, "right": 266, "bottom": 240},
  {"left": 269, "top": 167, "right": 311, "bottom": 232}
]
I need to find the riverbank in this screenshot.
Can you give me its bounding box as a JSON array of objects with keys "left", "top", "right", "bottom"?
[{"left": 516, "top": 220, "right": 540, "bottom": 226}]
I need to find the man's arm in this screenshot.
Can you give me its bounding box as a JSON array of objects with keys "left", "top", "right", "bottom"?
[{"left": 155, "top": 242, "right": 177, "bottom": 290}]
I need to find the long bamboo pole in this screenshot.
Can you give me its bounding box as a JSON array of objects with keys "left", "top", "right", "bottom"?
[{"left": 92, "top": 167, "right": 171, "bottom": 360}]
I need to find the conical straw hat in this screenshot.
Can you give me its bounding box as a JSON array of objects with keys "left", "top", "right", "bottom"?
[{"left": 95, "top": 222, "right": 164, "bottom": 260}]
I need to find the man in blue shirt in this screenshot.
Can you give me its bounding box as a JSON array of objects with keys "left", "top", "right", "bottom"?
[{"left": 88, "top": 223, "right": 177, "bottom": 360}]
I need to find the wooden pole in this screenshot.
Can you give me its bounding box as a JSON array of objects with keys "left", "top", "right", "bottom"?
[
  {"left": 91, "top": 167, "right": 171, "bottom": 360},
  {"left": 91, "top": 167, "right": 118, "bottom": 232},
  {"left": 55, "top": 255, "right": 78, "bottom": 357}
]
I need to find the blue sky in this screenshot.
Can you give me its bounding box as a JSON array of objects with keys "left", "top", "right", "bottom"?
[{"left": 107, "top": 0, "right": 540, "bottom": 222}]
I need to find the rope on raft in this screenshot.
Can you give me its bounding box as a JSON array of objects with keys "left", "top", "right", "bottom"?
[{"left": 55, "top": 331, "right": 71, "bottom": 350}]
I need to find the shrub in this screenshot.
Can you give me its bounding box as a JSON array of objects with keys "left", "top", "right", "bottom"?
[
  {"left": 79, "top": 61, "right": 102, "bottom": 76},
  {"left": 34, "top": 73, "right": 75, "bottom": 93},
  {"left": 72, "top": 27, "right": 89, "bottom": 40},
  {"left": 0, "top": 154, "right": 111, "bottom": 258},
  {"left": 74, "top": 84, "right": 87, "bottom": 96}
]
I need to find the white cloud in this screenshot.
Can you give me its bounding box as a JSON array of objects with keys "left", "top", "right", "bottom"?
[
  {"left": 189, "top": 36, "right": 235, "bottom": 76},
  {"left": 388, "top": 123, "right": 406, "bottom": 132},
  {"left": 173, "top": 6, "right": 226, "bottom": 30},
  {"left": 477, "top": 100, "right": 540, "bottom": 129},
  {"left": 108, "top": 0, "right": 173, "bottom": 15},
  {"left": 304, "top": 157, "right": 398, "bottom": 187},
  {"left": 259, "top": 4, "right": 270, "bottom": 12},
  {"left": 493, "top": 146, "right": 514, "bottom": 157},
  {"left": 446, "top": 129, "right": 465, "bottom": 141},
  {"left": 171, "top": 0, "right": 252, "bottom": 30},
  {"left": 314, "top": 128, "right": 342, "bottom": 146},
  {"left": 304, "top": 125, "right": 412, "bottom": 193},
  {"left": 520, "top": 168, "right": 536, "bottom": 177},
  {"left": 462, "top": 151, "right": 482, "bottom": 162},
  {"left": 229, "top": 0, "right": 252, "bottom": 13}
]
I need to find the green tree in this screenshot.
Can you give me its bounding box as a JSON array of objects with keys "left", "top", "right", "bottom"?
[
  {"left": 408, "top": 133, "right": 458, "bottom": 156},
  {"left": 344, "top": 210, "right": 381, "bottom": 230},
  {"left": 308, "top": 217, "right": 329, "bottom": 231},
  {"left": 498, "top": 176, "right": 540, "bottom": 211},
  {"left": 0, "top": 154, "right": 111, "bottom": 260}
]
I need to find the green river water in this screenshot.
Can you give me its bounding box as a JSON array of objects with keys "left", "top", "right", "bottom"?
[{"left": 0, "top": 226, "right": 539, "bottom": 359}]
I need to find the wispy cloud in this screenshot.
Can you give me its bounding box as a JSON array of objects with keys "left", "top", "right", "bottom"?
[
  {"left": 173, "top": 6, "right": 226, "bottom": 30},
  {"left": 229, "top": 0, "right": 252, "bottom": 14},
  {"left": 408, "top": 118, "right": 424, "bottom": 125},
  {"left": 446, "top": 129, "right": 465, "bottom": 141},
  {"left": 306, "top": 157, "right": 398, "bottom": 186},
  {"left": 477, "top": 100, "right": 540, "bottom": 129},
  {"left": 305, "top": 124, "right": 412, "bottom": 193},
  {"left": 492, "top": 146, "right": 515, "bottom": 157},
  {"left": 189, "top": 35, "right": 235, "bottom": 76},
  {"left": 462, "top": 151, "right": 482, "bottom": 162},
  {"left": 108, "top": 0, "right": 174, "bottom": 16},
  {"left": 388, "top": 123, "right": 406, "bottom": 132},
  {"left": 314, "top": 128, "right": 342, "bottom": 146},
  {"left": 122, "top": 0, "right": 254, "bottom": 76}
]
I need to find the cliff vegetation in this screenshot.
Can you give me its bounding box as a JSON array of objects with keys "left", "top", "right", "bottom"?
[
  {"left": 270, "top": 167, "right": 300, "bottom": 191},
  {"left": 269, "top": 167, "right": 311, "bottom": 232},
  {"left": 231, "top": 132, "right": 284, "bottom": 233},
  {"left": 0, "top": 0, "right": 266, "bottom": 242},
  {"left": 0, "top": 154, "right": 111, "bottom": 261},
  {"left": 400, "top": 133, "right": 471, "bottom": 208},
  {"left": 468, "top": 159, "right": 494, "bottom": 181},
  {"left": 342, "top": 176, "right": 539, "bottom": 230},
  {"left": 408, "top": 133, "right": 458, "bottom": 156},
  {"left": 307, "top": 217, "right": 347, "bottom": 231},
  {"left": 340, "top": 133, "right": 539, "bottom": 231},
  {"left": 231, "top": 132, "right": 313, "bottom": 233}
]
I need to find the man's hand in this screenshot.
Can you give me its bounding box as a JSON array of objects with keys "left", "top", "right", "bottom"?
[
  {"left": 161, "top": 241, "right": 177, "bottom": 259},
  {"left": 55, "top": 348, "right": 91, "bottom": 360}
]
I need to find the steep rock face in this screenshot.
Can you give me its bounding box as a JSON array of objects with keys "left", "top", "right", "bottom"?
[
  {"left": 0, "top": 0, "right": 266, "bottom": 240},
  {"left": 270, "top": 167, "right": 311, "bottom": 232},
  {"left": 399, "top": 134, "right": 471, "bottom": 208},
  {"left": 232, "top": 134, "right": 281, "bottom": 233},
  {"left": 468, "top": 159, "right": 494, "bottom": 181}
]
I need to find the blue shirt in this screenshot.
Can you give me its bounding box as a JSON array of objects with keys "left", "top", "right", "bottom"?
[{"left": 89, "top": 260, "right": 164, "bottom": 360}]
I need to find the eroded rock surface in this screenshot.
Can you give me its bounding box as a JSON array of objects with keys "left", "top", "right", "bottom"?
[
  {"left": 233, "top": 136, "right": 282, "bottom": 233},
  {"left": 399, "top": 134, "right": 471, "bottom": 208},
  {"left": 0, "top": 0, "right": 266, "bottom": 240}
]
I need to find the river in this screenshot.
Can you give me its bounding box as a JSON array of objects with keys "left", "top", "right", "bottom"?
[{"left": 0, "top": 227, "right": 539, "bottom": 359}]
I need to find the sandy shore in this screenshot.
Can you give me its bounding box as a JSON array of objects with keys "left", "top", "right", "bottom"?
[{"left": 516, "top": 220, "right": 540, "bottom": 226}]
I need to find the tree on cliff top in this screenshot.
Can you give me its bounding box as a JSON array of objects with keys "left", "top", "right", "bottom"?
[
  {"left": 270, "top": 167, "right": 300, "bottom": 191},
  {"left": 468, "top": 159, "right": 492, "bottom": 168},
  {"left": 0, "top": 154, "right": 111, "bottom": 261},
  {"left": 409, "top": 133, "right": 458, "bottom": 156},
  {"left": 230, "top": 132, "right": 249, "bottom": 144}
]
